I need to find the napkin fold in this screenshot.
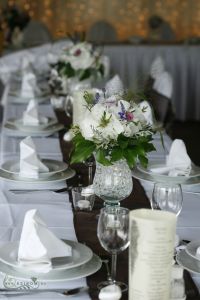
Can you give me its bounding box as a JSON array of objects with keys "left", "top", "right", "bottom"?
[
  {"left": 153, "top": 71, "right": 173, "bottom": 99},
  {"left": 150, "top": 139, "right": 191, "bottom": 176},
  {"left": 21, "top": 72, "right": 40, "bottom": 98},
  {"left": 18, "top": 209, "right": 72, "bottom": 273},
  {"left": 19, "top": 136, "right": 49, "bottom": 178},
  {"left": 139, "top": 100, "right": 154, "bottom": 125},
  {"left": 105, "top": 75, "right": 123, "bottom": 96},
  {"left": 150, "top": 56, "right": 165, "bottom": 80},
  {"left": 23, "top": 99, "right": 48, "bottom": 126}
]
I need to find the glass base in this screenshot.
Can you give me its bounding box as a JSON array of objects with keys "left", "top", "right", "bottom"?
[
  {"left": 104, "top": 201, "right": 120, "bottom": 207},
  {"left": 97, "top": 280, "right": 128, "bottom": 292}
]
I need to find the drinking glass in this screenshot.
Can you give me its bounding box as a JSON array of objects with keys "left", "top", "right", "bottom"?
[
  {"left": 151, "top": 183, "right": 183, "bottom": 216},
  {"left": 97, "top": 206, "right": 129, "bottom": 291}
]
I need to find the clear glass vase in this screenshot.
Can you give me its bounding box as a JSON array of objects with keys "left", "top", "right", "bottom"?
[{"left": 93, "top": 159, "right": 133, "bottom": 206}]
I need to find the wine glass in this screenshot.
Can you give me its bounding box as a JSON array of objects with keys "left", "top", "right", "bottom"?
[
  {"left": 97, "top": 206, "right": 129, "bottom": 291},
  {"left": 151, "top": 182, "right": 183, "bottom": 216}
]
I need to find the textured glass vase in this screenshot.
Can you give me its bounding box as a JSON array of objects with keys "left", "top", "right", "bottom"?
[{"left": 93, "top": 159, "right": 133, "bottom": 206}]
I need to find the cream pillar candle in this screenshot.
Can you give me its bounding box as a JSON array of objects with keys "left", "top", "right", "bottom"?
[{"left": 129, "top": 209, "right": 176, "bottom": 300}]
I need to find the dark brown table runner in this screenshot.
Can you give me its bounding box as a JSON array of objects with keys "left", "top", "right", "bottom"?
[{"left": 55, "top": 110, "right": 200, "bottom": 300}]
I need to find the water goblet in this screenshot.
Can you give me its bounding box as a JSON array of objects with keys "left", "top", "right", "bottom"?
[
  {"left": 151, "top": 182, "right": 183, "bottom": 216},
  {"left": 97, "top": 206, "right": 129, "bottom": 292}
]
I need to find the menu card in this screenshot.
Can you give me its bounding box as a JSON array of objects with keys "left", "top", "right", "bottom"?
[{"left": 129, "top": 209, "right": 176, "bottom": 300}]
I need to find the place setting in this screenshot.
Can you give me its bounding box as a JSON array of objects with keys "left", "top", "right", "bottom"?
[
  {"left": 4, "top": 99, "right": 64, "bottom": 137},
  {"left": 0, "top": 209, "right": 101, "bottom": 295},
  {"left": 0, "top": 136, "right": 75, "bottom": 184},
  {"left": 176, "top": 240, "right": 200, "bottom": 275},
  {"left": 8, "top": 67, "right": 50, "bottom": 104},
  {"left": 133, "top": 138, "right": 200, "bottom": 185}
]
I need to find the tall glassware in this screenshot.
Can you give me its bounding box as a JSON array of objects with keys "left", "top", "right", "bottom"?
[
  {"left": 97, "top": 206, "right": 129, "bottom": 291},
  {"left": 151, "top": 182, "right": 183, "bottom": 216}
]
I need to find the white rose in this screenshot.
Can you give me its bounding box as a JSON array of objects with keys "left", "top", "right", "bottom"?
[{"left": 67, "top": 43, "right": 95, "bottom": 70}]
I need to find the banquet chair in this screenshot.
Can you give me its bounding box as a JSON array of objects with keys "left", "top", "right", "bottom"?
[{"left": 87, "top": 20, "right": 118, "bottom": 44}]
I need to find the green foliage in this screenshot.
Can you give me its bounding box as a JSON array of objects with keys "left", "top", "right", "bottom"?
[
  {"left": 99, "top": 112, "right": 112, "bottom": 128},
  {"left": 58, "top": 62, "right": 75, "bottom": 78},
  {"left": 70, "top": 130, "right": 156, "bottom": 169}
]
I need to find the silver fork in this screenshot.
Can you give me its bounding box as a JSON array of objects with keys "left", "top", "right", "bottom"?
[{"left": 0, "top": 286, "right": 88, "bottom": 297}]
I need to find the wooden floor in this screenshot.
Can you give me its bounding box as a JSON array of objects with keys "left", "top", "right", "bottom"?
[{"left": 170, "top": 121, "right": 200, "bottom": 166}]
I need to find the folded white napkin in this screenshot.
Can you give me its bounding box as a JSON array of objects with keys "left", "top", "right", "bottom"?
[
  {"left": 18, "top": 209, "right": 72, "bottom": 273},
  {"left": 21, "top": 72, "right": 40, "bottom": 98},
  {"left": 139, "top": 100, "right": 154, "bottom": 125},
  {"left": 99, "top": 284, "right": 122, "bottom": 300},
  {"left": 23, "top": 99, "right": 48, "bottom": 126},
  {"left": 150, "top": 56, "right": 165, "bottom": 80},
  {"left": 19, "top": 136, "right": 49, "bottom": 178},
  {"left": 153, "top": 71, "right": 173, "bottom": 99},
  {"left": 105, "top": 75, "right": 123, "bottom": 96},
  {"left": 150, "top": 139, "right": 191, "bottom": 176}
]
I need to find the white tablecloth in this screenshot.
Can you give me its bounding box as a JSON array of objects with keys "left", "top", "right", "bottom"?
[{"left": 0, "top": 84, "right": 90, "bottom": 300}]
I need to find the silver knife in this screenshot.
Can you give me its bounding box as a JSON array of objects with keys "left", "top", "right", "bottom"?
[{"left": 0, "top": 286, "right": 88, "bottom": 296}]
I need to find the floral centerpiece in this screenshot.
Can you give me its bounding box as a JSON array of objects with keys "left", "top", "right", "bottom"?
[
  {"left": 70, "top": 90, "right": 155, "bottom": 168},
  {"left": 49, "top": 42, "right": 106, "bottom": 95},
  {"left": 70, "top": 89, "right": 156, "bottom": 206}
]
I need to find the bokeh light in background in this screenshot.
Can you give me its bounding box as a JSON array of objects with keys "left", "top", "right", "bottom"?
[{"left": 1, "top": 0, "right": 200, "bottom": 40}]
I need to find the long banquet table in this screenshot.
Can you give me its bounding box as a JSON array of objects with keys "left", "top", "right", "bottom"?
[{"left": 0, "top": 82, "right": 200, "bottom": 300}]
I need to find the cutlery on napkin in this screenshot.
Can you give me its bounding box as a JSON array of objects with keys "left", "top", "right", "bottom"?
[
  {"left": 23, "top": 99, "right": 48, "bottom": 126},
  {"left": 18, "top": 209, "right": 72, "bottom": 273},
  {"left": 0, "top": 286, "right": 88, "bottom": 296},
  {"left": 21, "top": 72, "right": 40, "bottom": 98},
  {"left": 150, "top": 139, "right": 191, "bottom": 176},
  {"left": 19, "top": 136, "right": 49, "bottom": 178}
]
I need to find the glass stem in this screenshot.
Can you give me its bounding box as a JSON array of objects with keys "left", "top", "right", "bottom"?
[
  {"left": 111, "top": 253, "right": 117, "bottom": 283},
  {"left": 88, "top": 164, "right": 93, "bottom": 185}
]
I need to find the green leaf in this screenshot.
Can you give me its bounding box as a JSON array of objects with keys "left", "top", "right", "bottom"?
[
  {"left": 79, "top": 69, "right": 91, "bottom": 81},
  {"left": 96, "top": 149, "right": 112, "bottom": 166},
  {"left": 138, "top": 155, "right": 148, "bottom": 168},
  {"left": 118, "top": 134, "right": 129, "bottom": 149},
  {"left": 123, "top": 148, "right": 137, "bottom": 168},
  {"left": 60, "top": 62, "right": 75, "bottom": 78},
  {"left": 70, "top": 142, "right": 96, "bottom": 164},
  {"left": 110, "top": 147, "right": 123, "bottom": 162},
  {"left": 143, "top": 142, "right": 156, "bottom": 152}
]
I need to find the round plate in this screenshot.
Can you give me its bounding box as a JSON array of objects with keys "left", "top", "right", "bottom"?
[
  {"left": 186, "top": 240, "right": 200, "bottom": 261},
  {"left": 0, "top": 240, "right": 93, "bottom": 274},
  {"left": 4, "top": 123, "right": 64, "bottom": 137},
  {"left": 132, "top": 164, "right": 200, "bottom": 185},
  {"left": 0, "top": 254, "right": 101, "bottom": 282},
  {"left": 176, "top": 250, "right": 200, "bottom": 274},
  {"left": 1, "top": 159, "right": 68, "bottom": 178},
  {"left": 12, "top": 118, "right": 58, "bottom": 131},
  {"left": 0, "top": 167, "right": 75, "bottom": 183},
  {"left": 8, "top": 94, "right": 49, "bottom": 104}
]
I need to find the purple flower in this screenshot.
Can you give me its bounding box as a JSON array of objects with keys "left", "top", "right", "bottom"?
[
  {"left": 95, "top": 92, "right": 100, "bottom": 103},
  {"left": 118, "top": 101, "right": 126, "bottom": 120},
  {"left": 118, "top": 111, "right": 126, "bottom": 120}
]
